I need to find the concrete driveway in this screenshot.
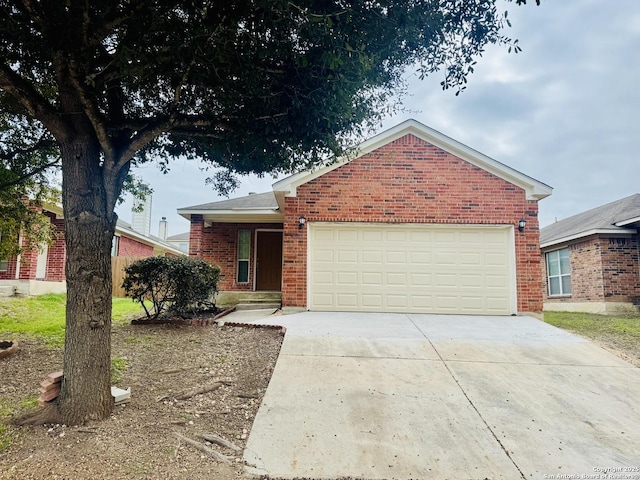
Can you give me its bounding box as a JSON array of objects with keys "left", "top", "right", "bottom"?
[{"left": 241, "top": 312, "right": 640, "bottom": 479}]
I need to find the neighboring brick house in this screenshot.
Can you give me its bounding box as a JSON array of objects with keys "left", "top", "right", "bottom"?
[
  {"left": 540, "top": 194, "right": 640, "bottom": 315},
  {"left": 179, "top": 119, "right": 552, "bottom": 315},
  {"left": 0, "top": 204, "right": 184, "bottom": 296}
]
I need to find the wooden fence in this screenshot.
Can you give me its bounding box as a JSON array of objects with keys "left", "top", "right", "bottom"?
[{"left": 111, "top": 256, "right": 143, "bottom": 298}]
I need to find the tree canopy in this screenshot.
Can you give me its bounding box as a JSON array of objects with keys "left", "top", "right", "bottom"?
[{"left": 0, "top": 0, "right": 535, "bottom": 424}]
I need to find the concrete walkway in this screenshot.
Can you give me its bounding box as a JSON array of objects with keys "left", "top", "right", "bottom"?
[{"left": 236, "top": 312, "right": 640, "bottom": 479}]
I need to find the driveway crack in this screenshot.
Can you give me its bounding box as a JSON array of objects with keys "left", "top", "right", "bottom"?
[{"left": 406, "top": 315, "right": 527, "bottom": 480}]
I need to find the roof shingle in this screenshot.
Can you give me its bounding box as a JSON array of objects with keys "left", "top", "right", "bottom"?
[{"left": 541, "top": 193, "right": 640, "bottom": 246}]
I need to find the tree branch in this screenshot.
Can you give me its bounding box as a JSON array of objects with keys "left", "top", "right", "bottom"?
[
  {"left": 66, "top": 58, "right": 116, "bottom": 164},
  {"left": 0, "top": 157, "right": 61, "bottom": 190},
  {"left": 111, "top": 115, "right": 224, "bottom": 173},
  {"left": 0, "top": 137, "right": 58, "bottom": 162},
  {"left": 0, "top": 64, "right": 68, "bottom": 138}
]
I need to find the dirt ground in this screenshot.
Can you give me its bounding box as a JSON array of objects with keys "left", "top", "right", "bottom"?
[{"left": 0, "top": 317, "right": 283, "bottom": 480}]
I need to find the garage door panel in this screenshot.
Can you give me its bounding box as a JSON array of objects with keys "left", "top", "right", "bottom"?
[
  {"left": 336, "top": 293, "right": 358, "bottom": 307},
  {"left": 386, "top": 272, "right": 407, "bottom": 286},
  {"left": 460, "top": 274, "right": 482, "bottom": 288},
  {"left": 435, "top": 273, "right": 457, "bottom": 287},
  {"left": 410, "top": 295, "right": 433, "bottom": 308},
  {"left": 308, "top": 223, "right": 514, "bottom": 315},
  {"left": 410, "top": 251, "right": 431, "bottom": 264},
  {"left": 362, "top": 294, "right": 383, "bottom": 308},
  {"left": 361, "top": 272, "right": 383, "bottom": 286},
  {"left": 313, "top": 271, "right": 334, "bottom": 285},
  {"left": 311, "top": 293, "right": 334, "bottom": 308},
  {"left": 486, "top": 252, "right": 508, "bottom": 266},
  {"left": 410, "top": 273, "right": 432, "bottom": 286},
  {"left": 434, "top": 252, "right": 457, "bottom": 265},
  {"left": 362, "top": 251, "right": 383, "bottom": 263},
  {"left": 362, "top": 230, "right": 383, "bottom": 242},
  {"left": 386, "top": 231, "right": 408, "bottom": 242},
  {"left": 337, "top": 250, "right": 358, "bottom": 263},
  {"left": 459, "top": 252, "right": 482, "bottom": 266},
  {"left": 337, "top": 229, "right": 358, "bottom": 242},
  {"left": 387, "top": 295, "right": 409, "bottom": 308},
  {"left": 386, "top": 251, "right": 407, "bottom": 263},
  {"left": 313, "top": 249, "right": 334, "bottom": 263},
  {"left": 337, "top": 271, "right": 358, "bottom": 285}
]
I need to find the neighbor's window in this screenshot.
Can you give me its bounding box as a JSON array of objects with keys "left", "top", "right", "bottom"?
[
  {"left": 237, "top": 230, "right": 250, "bottom": 283},
  {"left": 546, "top": 248, "right": 571, "bottom": 296}
]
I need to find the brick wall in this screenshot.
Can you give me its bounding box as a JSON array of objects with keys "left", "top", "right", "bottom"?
[
  {"left": 0, "top": 252, "right": 18, "bottom": 280},
  {"left": 117, "top": 236, "right": 154, "bottom": 257},
  {"left": 282, "top": 133, "right": 543, "bottom": 312},
  {"left": 542, "top": 238, "right": 603, "bottom": 304},
  {"left": 0, "top": 211, "right": 66, "bottom": 281},
  {"left": 44, "top": 213, "right": 65, "bottom": 281},
  {"left": 543, "top": 235, "right": 640, "bottom": 306},
  {"left": 190, "top": 222, "right": 283, "bottom": 292},
  {"left": 601, "top": 236, "right": 640, "bottom": 302}
]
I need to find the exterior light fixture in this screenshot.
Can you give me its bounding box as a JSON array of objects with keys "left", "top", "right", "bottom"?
[
  {"left": 299, "top": 215, "right": 306, "bottom": 229},
  {"left": 518, "top": 218, "right": 526, "bottom": 232}
]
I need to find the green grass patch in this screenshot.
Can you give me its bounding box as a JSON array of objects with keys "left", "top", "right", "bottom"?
[
  {"left": 111, "top": 356, "right": 130, "bottom": 384},
  {"left": 0, "top": 398, "right": 16, "bottom": 453},
  {"left": 544, "top": 311, "right": 640, "bottom": 338},
  {"left": 0, "top": 294, "right": 144, "bottom": 347},
  {"left": 0, "top": 423, "right": 11, "bottom": 452}
]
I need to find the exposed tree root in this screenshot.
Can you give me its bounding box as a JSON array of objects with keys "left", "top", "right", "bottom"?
[{"left": 12, "top": 404, "right": 62, "bottom": 426}]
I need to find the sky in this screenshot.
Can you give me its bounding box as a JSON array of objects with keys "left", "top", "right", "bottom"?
[{"left": 117, "top": 0, "right": 640, "bottom": 238}]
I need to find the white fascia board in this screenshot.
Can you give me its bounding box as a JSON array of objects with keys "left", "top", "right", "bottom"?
[
  {"left": 272, "top": 119, "right": 552, "bottom": 201},
  {"left": 540, "top": 228, "right": 637, "bottom": 249},
  {"left": 43, "top": 202, "right": 64, "bottom": 218},
  {"left": 614, "top": 216, "right": 640, "bottom": 227},
  {"left": 177, "top": 208, "right": 279, "bottom": 216},
  {"left": 177, "top": 209, "right": 284, "bottom": 223}
]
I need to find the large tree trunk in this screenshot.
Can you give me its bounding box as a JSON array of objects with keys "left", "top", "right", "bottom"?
[{"left": 57, "top": 136, "right": 117, "bottom": 424}]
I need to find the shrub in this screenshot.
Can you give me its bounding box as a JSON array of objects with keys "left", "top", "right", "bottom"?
[{"left": 122, "top": 256, "right": 221, "bottom": 319}]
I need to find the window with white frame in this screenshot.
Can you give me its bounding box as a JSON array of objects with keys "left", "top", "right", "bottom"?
[
  {"left": 546, "top": 248, "right": 571, "bottom": 296},
  {"left": 237, "top": 230, "right": 250, "bottom": 283}
]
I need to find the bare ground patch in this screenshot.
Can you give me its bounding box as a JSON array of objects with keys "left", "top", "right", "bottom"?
[{"left": 0, "top": 319, "right": 283, "bottom": 480}]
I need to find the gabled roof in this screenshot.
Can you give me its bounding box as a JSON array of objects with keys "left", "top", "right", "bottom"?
[
  {"left": 273, "top": 119, "right": 552, "bottom": 201},
  {"left": 42, "top": 202, "right": 185, "bottom": 255},
  {"left": 115, "top": 220, "right": 186, "bottom": 256},
  {"left": 177, "top": 191, "right": 283, "bottom": 223},
  {"left": 541, "top": 194, "right": 640, "bottom": 249},
  {"left": 166, "top": 232, "right": 190, "bottom": 242}
]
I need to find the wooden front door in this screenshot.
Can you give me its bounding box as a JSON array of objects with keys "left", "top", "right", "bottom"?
[{"left": 255, "top": 231, "right": 283, "bottom": 291}]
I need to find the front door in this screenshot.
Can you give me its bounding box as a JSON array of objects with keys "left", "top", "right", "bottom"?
[{"left": 255, "top": 230, "right": 283, "bottom": 291}]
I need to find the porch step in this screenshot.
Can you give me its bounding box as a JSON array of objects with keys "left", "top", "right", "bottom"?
[
  {"left": 235, "top": 303, "right": 281, "bottom": 311},
  {"left": 235, "top": 297, "right": 282, "bottom": 311}
]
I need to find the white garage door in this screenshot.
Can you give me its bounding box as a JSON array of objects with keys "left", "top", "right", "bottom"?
[{"left": 308, "top": 223, "right": 516, "bottom": 315}]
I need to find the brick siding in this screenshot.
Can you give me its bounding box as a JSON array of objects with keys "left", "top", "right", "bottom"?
[
  {"left": 282, "top": 133, "right": 542, "bottom": 312},
  {"left": 192, "top": 133, "right": 544, "bottom": 313},
  {"left": 0, "top": 211, "right": 65, "bottom": 281},
  {"left": 190, "top": 222, "right": 283, "bottom": 292},
  {"left": 117, "top": 236, "right": 154, "bottom": 257},
  {"left": 543, "top": 235, "right": 640, "bottom": 305}
]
